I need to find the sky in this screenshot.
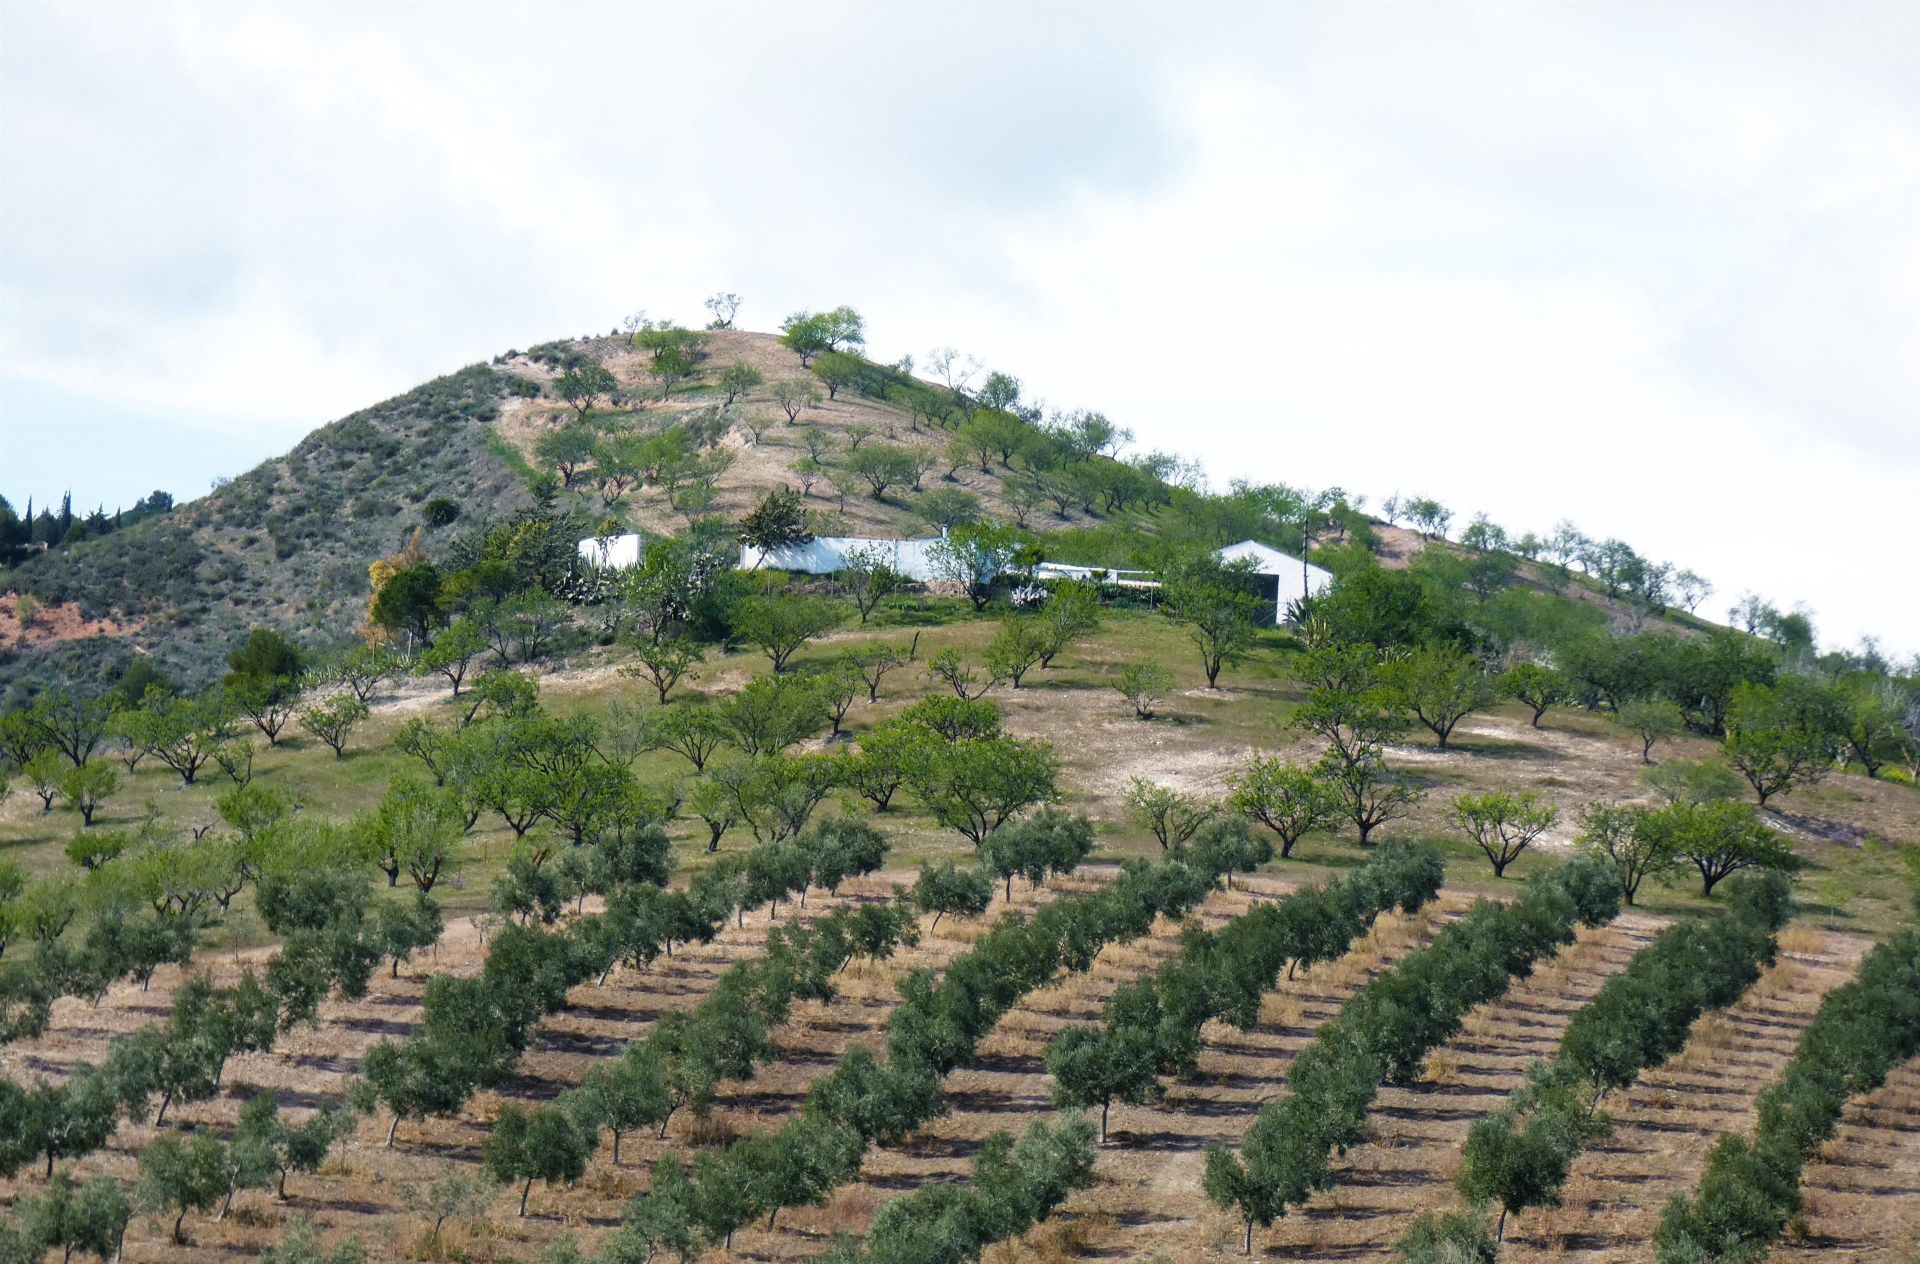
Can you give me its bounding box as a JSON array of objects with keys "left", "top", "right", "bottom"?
[{"left": 2, "top": 2, "right": 1916, "bottom": 656}]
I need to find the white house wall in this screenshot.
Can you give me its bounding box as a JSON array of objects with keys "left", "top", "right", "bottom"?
[
  {"left": 738, "top": 535, "right": 947, "bottom": 581},
  {"left": 577, "top": 533, "right": 646, "bottom": 570}
]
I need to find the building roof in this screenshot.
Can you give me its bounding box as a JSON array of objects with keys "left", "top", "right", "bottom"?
[{"left": 1218, "top": 539, "right": 1334, "bottom": 596}]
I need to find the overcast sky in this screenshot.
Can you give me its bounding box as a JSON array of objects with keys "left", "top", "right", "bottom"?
[{"left": 2, "top": 3, "right": 1915, "bottom": 655}]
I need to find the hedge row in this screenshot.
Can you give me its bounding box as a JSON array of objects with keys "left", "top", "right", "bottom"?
[
  {"left": 0, "top": 871, "right": 442, "bottom": 1183},
  {"left": 601, "top": 832, "right": 1241, "bottom": 1262},
  {"left": 1205, "top": 857, "right": 1623, "bottom": 1253},
  {"left": 1653, "top": 917, "right": 1920, "bottom": 1263},
  {"left": 1449, "top": 872, "right": 1791, "bottom": 1243},
  {"left": 1049, "top": 841, "right": 1445, "bottom": 1139},
  {"left": 357, "top": 817, "right": 893, "bottom": 1146}
]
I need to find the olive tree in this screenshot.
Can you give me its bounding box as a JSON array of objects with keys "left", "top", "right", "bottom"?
[{"left": 483, "top": 1103, "right": 593, "bottom": 1216}]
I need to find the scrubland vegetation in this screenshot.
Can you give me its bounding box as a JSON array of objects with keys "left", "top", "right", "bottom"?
[{"left": 2, "top": 298, "right": 1917, "bottom": 1263}]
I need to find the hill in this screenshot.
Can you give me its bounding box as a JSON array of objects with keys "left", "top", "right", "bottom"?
[
  {"left": 3, "top": 323, "right": 1744, "bottom": 708},
  {"left": 1, "top": 315, "right": 1918, "bottom": 1264},
  {"left": 0, "top": 364, "right": 528, "bottom": 698},
  {"left": 0, "top": 328, "right": 1116, "bottom": 700}
]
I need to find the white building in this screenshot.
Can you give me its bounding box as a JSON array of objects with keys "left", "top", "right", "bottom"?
[
  {"left": 738, "top": 535, "right": 948, "bottom": 581},
  {"left": 577, "top": 532, "right": 647, "bottom": 570},
  {"left": 581, "top": 529, "right": 1330, "bottom": 624},
  {"left": 1217, "top": 538, "right": 1334, "bottom": 622}
]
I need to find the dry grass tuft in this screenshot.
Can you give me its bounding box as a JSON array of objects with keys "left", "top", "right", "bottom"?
[
  {"left": 686, "top": 1113, "right": 738, "bottom": 1147},
  {"left": 1258, "top": 991, "right": 1302, "bottom": 1029},
  {"left": 1019, "top": 1215, "right": 1100, "bottom": 1264},
  {"left": 1778, "top": 925, "right": 1828, "bottom": 956},
  {"left": 1423, "top": 1048, "right": 1463, "bottom": 1086}
]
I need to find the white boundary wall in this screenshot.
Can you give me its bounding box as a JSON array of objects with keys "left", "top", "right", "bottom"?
[
  {"left": 577, "top": 533, "right": 646, "bottom": 570},
  {"left": 738, "top": 535, "right": 947, "bottom": 581}
]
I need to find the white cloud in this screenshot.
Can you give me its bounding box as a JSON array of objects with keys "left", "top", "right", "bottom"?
[{"left": 1, "top": 2, "right": 1915, "bottom": 653}]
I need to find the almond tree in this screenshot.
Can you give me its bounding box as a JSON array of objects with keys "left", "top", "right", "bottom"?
[
  {"left": 1227, "top": 757, "right": 1339, "bottom": 858},
  {"left": 1454, "top": 791, "right": 1558, "bottom": 878}
]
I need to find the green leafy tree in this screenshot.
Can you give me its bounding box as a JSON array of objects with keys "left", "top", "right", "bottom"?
[
  {"left": 224, "top": 630, "right": 306, "bottom": 745},
  {"left": 1574, "top": 802, "right": 1675, "bottom": 905},
  {"left": 1384, "top": 645, "right": 1495, "bottom": 751},
  {"left": 417, "top": 618, "right": 487, "bottom": 696},
  {"left": 980, "top": 809, "right": 1093, "bottom": 900},
  {"left": 837, "top": 545, "right": 905, "bottom": 624},
  {"left": 1723, "top": 682, "right": 1841, "bottom": 806},
  {"left": 927, "top": 522, "right": 1031, "bottom": 611},
  {"left": 1160, "top": 568, "right": 1264, "bottom": 689},
  {"left": 1047, "top": 1023, "right": 1160, "bottom": 1141},
  {"left": 299, "top": 694, "right": 370, "bottom": 759},
  {"left": 23, "top": 748, "right": 64, "bottom": 812},
  {"left": 1035, "top": 580, "right": 1101, "bottom": 668},
  {"left": 567, "top": 1047, "right": 673, "bottom": 1166},
  {"left": 400, "top": 1164, "right": 492, "bottom": 1254},
  {"left": 23, "top": 690, "right": 114, "bottom": 768},
  {"left": 371, "top": 563, "right": 446, "bottom": 647},
  {"left": 780, "top": 306, "right": 863, "bottom": 365},
  {"left": 1615, "top": 695, "right": 1685, "bottom": 764},
  {"left": 236, "top": 1093, "right": 346, "bottom": 1200},
  {"left": 1113, "top": 660, "right": 1175, "bottom": 719},
  {"left": 135, "top": 1130, "right": 229, "bottom": 1243},
  {"left": 484, "top": 1103, "right": 594, "bottom": 1216},
  {"left": 1504, "top": 661, "right": 1566, "bottom": 727},
  {"left": 840, "top": 722, "right": 931, "bottom": 812},
  {"left": 720, "top": 675, "right": 829, "bottom": 755},
  {"left": 810, "top": 350, "right": 864, "bottom": 401},
  {"left": 15, "top": 1171, "right": 131, "bottom": 1264},
  {"left": 732, "top": 595, "right": 844, "bottom": 673},
  {"left": 985, "top": 615, "right": 1051, "bottom": 688},
  {"left": 553, "top": 362, "right": 619, "bottom": 420},
  {"left": 535, "top": 422, "right": 599, "bottom": 488},
  {"left": 1454, "top": 791, "right": 1558, "bottom": 878},
  {"left": 926, "top": 648, "right": 997, "bottom": 700},
  {"left": 914, "top": 486, "right": 982, "bottom": 531},
  {"left": 645, "top": 703, "right": 730, "bottom": 771},
  {"left": 1227, "top": 757, "right": 1339, "bottom": 858},
  {"left": 716, "top": 361, "right": 763, "bottom": 406},
  {"left": 622, "top": 637, "right": 704, "bottom": 704},
  {"left": 59, "top": 761, "right": 117, "bottom": 826},
  {"left": 1125, "top": 778, "right": 1214, "bottom": 850},
  {"left": 910, "top": 736, "right": 1059, "bottom": 846},
  {"left": 739, "top": 486, "right": 815, "bottom": 555},
  {"left": 1634, "top": 800, "right": 1800, "bottom": 895},
  {"left": 1320, "top": 749, "right": 1424, "bottom": 846},
  {"left": 911, "top": 861, "right": 994, "bottom": 928},
  {"left": 771, "top": 378, "right": 820, "bottom": 423},
  {"left": 118, "top": 689, "right": 232, "bottom": 785},
  {"left": 1290, "top": 642, "right": 1409, "bottom": 770}
]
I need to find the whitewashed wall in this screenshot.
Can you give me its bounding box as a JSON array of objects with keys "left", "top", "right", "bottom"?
[
  {"left": 738, "top": 535, "right": 947, "bottom": 581},
  {"left": 577, "top": 533, "right": 646, "bottom": 570}
]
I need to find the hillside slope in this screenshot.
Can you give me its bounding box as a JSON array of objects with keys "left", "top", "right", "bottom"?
[
  {"left": 0, "top": 328, "right": 1096, "bottom": 698},
  {"left": 2, "top": 364, "right": 528, "bottom": 696},
  {"left": 2, "top": 324, "right": 1737, "bottom": 704}
]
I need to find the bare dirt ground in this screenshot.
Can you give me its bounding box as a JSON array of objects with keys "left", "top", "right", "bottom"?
[{"left": 0, "top": 590, "right": 140, "bottom": 648}]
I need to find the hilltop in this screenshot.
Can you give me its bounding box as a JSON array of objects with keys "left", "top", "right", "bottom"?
[
  {"left": 0, "top": 323, "right": 1736, "bottom": 704},
  {"left": 0, "top": 328, "right": 1108, "bottom": 699}
]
